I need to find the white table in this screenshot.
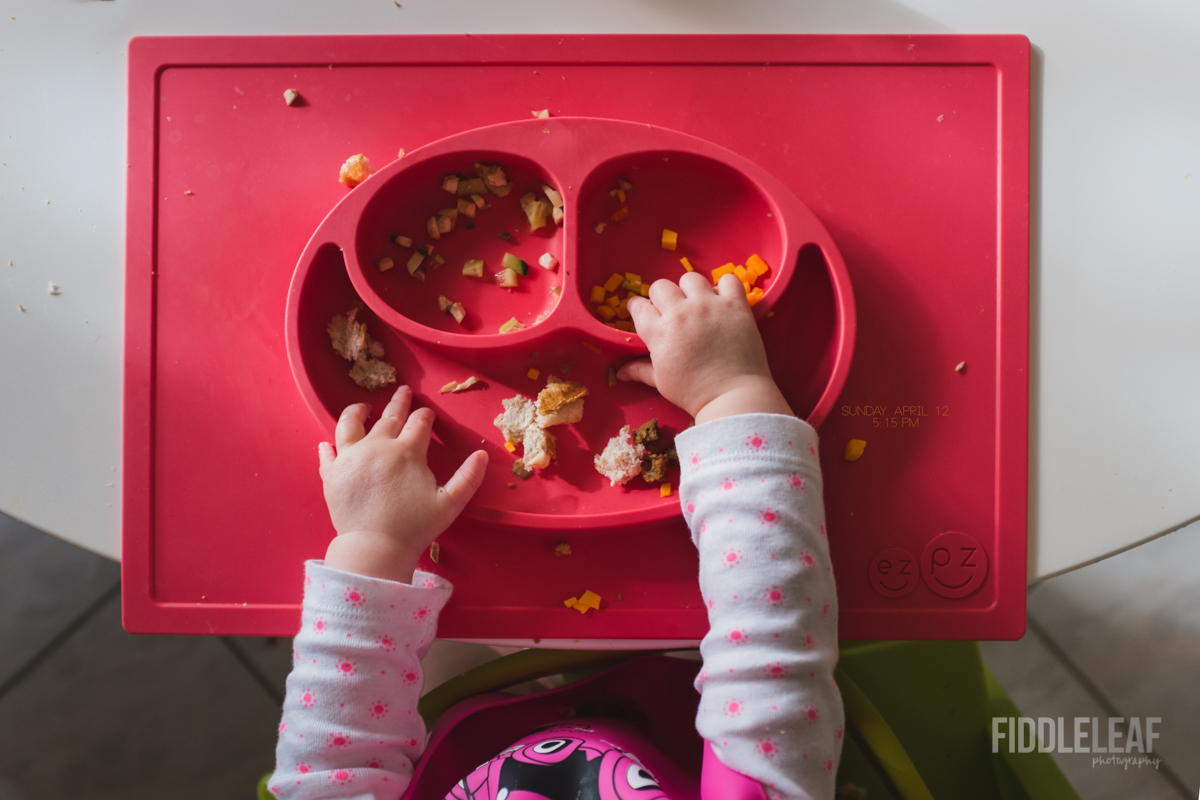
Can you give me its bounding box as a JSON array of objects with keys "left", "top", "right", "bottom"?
[{"left": 2, "top": 0, "right": 1198, "bottom": 581}]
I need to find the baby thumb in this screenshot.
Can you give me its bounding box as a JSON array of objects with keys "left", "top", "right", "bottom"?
[{"left": 617, "top": 358, "right": 657, "bottom": 388}]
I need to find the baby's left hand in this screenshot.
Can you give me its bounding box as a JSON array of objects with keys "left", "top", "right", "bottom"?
[{"left": 319, "top": 385, "right": 488, "bottom": 584}]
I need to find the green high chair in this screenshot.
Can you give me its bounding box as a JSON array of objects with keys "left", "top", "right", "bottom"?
[{"left": 258, "top": 640, "right": 1079, "bottom": 799}]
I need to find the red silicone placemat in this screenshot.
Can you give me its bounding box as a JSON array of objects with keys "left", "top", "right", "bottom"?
[{"left": 123, "top": 34, "right": 1029, "bottom": 641}]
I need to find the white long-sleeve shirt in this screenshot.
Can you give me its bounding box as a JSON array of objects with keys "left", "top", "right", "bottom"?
[{"left": 272, "top": 412, "right": 842, "bottom": 800}]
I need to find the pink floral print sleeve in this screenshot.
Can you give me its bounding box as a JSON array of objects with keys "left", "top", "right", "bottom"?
[
  {"left": 271, "top": 561, "right": 451, "bottom": 799},
  {"left": 677, "top": 413, "right": 843, "bottom": 800}
]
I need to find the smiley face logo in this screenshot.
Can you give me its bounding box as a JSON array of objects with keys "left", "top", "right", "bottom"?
[
  {"left": 921, "top": 531, "right": 988, "bottom": 599},
  {"left": 868, "top": 548, "right": 919, "bottom": 598}
]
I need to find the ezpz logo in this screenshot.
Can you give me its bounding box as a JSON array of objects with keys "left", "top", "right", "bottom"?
[{"left": 992, "top": 717, "right": 1161, "bottom": 764}]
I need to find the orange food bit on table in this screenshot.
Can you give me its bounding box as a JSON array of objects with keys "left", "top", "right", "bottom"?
[{"left": 661, "top": 229, "right": 678, "bottom": 251}]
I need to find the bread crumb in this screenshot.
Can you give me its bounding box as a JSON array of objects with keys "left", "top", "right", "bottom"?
[
  {"left": 532, "top": 109, "right": 550, "bottom": 119},
  {"left": 554, "top": 541, "right": 572, "bottom": 557},
  {"left": 594, "top": 425, "right": 645, "bottom": 486},
  {"left": 283, "top": 88, "right": 299, "bottom": 106},
  {"left": 955, "top": 361, "right": 967, "bottom": 374},
  {"left": 16, "top": 304, "right": 24, "bottom": 312},
  {"left": 451, "top": 376, "right": 479, "bottom": 393},
  {"left": 183, "top": 189, "right": 194, "bottom": 196},
  {"left": 327, "top": 309, "right": 397, "bottom": 390},
  {"left": 440, "top": 381, "right": 459, "bottom": 394},
  {"left": 47, "top": 282, "right": 60, "bottom": 296},
  {"left": 339, "top": 153, "right": 373, "bottom": 188}
]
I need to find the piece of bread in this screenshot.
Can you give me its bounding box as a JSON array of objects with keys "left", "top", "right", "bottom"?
[
  {"left": 594, "top": 425, "right": 646, "bottom": 487},
  {"left": 493, "top": 395, "right": 537, "bottom": 444},
  {"left": 522, "top": 425, "right": 557, "bottom": 470},
  {"left": 349, "top": 357, "right": 397, "bottom": 391},
  {"left": 537, "top": 375, "right": 588, "bottom": 428},
  {"left": 328, "top": 309, "right": 369, "bottom": 361}
]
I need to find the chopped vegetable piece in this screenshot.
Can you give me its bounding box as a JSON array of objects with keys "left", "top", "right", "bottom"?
[
  {"left": 393, "top": 235, "right": 413, "bottom": 248},
  {"left": 638, "top": 284, "right": 649, "bottom": 297},
  {"left": 440, "top": 381, "right": 459, "bottom": 393},
  {"left": 625, "top": 272, "right": 642, "bottom": 284},
  {"left": 499, "top": 317, "right": 525, "bottom": 334},
  {"left": 844, "top": 439, "right": 867, "bottom": 461},
  {"left": 742, "top": 281, "right": 751, "bottom": 294},
  {"left": 539, "top": 253, "right": 558, "bottom": 271},
  {"left": 426, "top": 216, "right": 441, "bottom": 240},
  {"left": 607, "top": 366, "right": 618, "bottom": 387},
  {"left": 618, "top": 178, "right": 633, "bottom": 191},
  {"left": 621, "top": 279, "right": 642, "bottom": 293},
  {"left": 578, "top": 590, "right": 602, "bottom": 610},
  {"left": 502, "top": 253, "right": 529, "bottom": 275},
  {"left": 463, "top": 259, "right": 485, "bottom": 278},
  {"left": 449, "top": 303, "right": 466, "bottom": 324},
  {"left": 429, "top": 541, "right": 440, "bottom": 562},
  {"left": 471, "top": 193, "right": 486, "bottom": 208},
  {"left": 338, "top": 154, "right": 372, "bottom": 188},
  {"left": 498, "top": 231, "right": 511, "bottom": 241},
  {"left": 582, "top": 341, "right": 601, "bottom": 354},
  {"left": 590, "top": 286, "right": 606, "bottom": 304},
  {"left": 747, "top": 253, "right": 770, "bottom": 276},
  {"left": 661, "top": 229, "right": 678, "bottom": 251},
  {"left": 604, "top": 273, "right": 624, "bottom": 293},
  {"left": 457, "top": 197, "right": 477, "bottom": 218},
  {"left": 377, "top": 256, "right": 395, "bottom": 272},
  {"left": 508, "top": 482, "right": 517, "bottom": 489},
  {"left": 437, "top": 209, "right": 458, "bottom": 233},
  {"left": 551, "top": 286, "right": 562, "bottom": 301},
  {"left": 734, "top": 265, "right": 749, "bottom": 283},
  {"left": 433, "top": 254, "right": 446, "bottom": 266},
  {"left": 596, "top": 305, "right": 617, "bottom": 321},
  {"left": 532, "top": 108, "right": 550, "bottom": 119},
  {"left": 572, "top": 601, "right": 590, "bottom": 613},
  {"left": 542, "top": 185, "right": 564, "bottom": 208},
  {"left": 605, "top": 295, "right": 621, "bottom": 308},
  {"left": 554, "top": 542, "right": 572, "bottom": 557},
  {"left": 527, "top": 367, "right": 540, "bottom": 380},
  {"left": 438, "top": 295, "right": 452, "bottom": 312},
  {"left": 406, "top": 252, "right": 425, "bottom": 275},
  {"left": 747, "top": 287, "right": 764, "bottom": 307},
  {"left": 283, "top": 88, "right": 300, "bottom": 106},
  {"left": 608, "top": 320, "right": 636, "bottom": 332},
  {"left": 442, "top": 175, "right": 459, "bottom": 193},
  {"left": 451, "top": 375, "right": 478, "bottom": 392},
  {"left": 504, "top": 441, "right": 516, "bottom": 453},
  {"left": 475, "top": 162, "right": 511, "bottom": 196},
  {"left": 525, "top": 198, "right": 551, "bottom": 231},
  {"left": 955, "top": 361, "right": 967, "bottom": 374},
  {"left": 711, "top": 263, "right": 737, "bottom": 283},
  {"left": 512, "top": 460, "right": 532, "bottom": 480},
  {"left": 416, "top": 244, "right": 432, "bottom": 256},
  {"left": 680, "top": 257, "right": 695, "bottom": 272},
  {"left": 616, "top": 189, "right": 626, "bottom": 203},
  {"left": 552, "top": 206, "right": 564, "bottom": 224},
  {"left": 410, "top": 266, "right": 426, "bottom": 282},
  {"left": 594, "top": 222, "right": 606, "bottom": 234},
  {"left": 661, "top": 483, "right": 672, "bottom": 497},
  {"left": 611, "top": 206, "right": 629, "bottom": 222},
  {"left": 457, "top": 177, "right": 486, "bottom": 197},
  {"left": 495, "top": 268, "right": 520, "bottom": 288},
  {"left": 563, "top": 596, "right": 578, "bottom": 608},
  {"left": 615, "top": 302, "right": 631, "bottom": 320}
]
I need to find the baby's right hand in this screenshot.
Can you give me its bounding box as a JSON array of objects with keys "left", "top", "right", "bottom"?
[{"left": 618, "top": 272, "right": 794, "bottom": 424}]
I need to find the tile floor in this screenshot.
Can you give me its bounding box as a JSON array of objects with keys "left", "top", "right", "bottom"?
[{"left": 0, "top": 511, "right": 1196, "bottom": 799}]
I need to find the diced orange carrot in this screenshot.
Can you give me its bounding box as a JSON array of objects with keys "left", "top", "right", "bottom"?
[
  {"left": 605, "top": 295, "right": 621, "bottom": 308},
  {"left": 660, "top": 483, "right": 672, "bottom": 497},
  {"left": 527, "top": 367, "right": 540, "bottom": 380},
  {"left": 611, "top": 207, "right": 629, "bottom": 222},
  {"left": 504, "top": 442, "right": 517, "bottom": 452},
  {"left": 747, "top": 254, "right": 770, "bottom": 276},
  {"left": 742, "top": 280, "right": 751, "bottom": 294},
  {"left": 734, "top": 265, "right": 749, "bottom": 283},
  {"left": 711, "top": 263, "right": 737, "bottom": 284},
  {"left": 604, "top": 273, "right": 624, "bottom": 293},
  {"left": 625, "top": 272, "right": 642, "bottom": 284},
  {"left": 746, "top": 269, "right": 757, "bottom": 287},
  {"left": 680, "top": 257, "right": 695, "bottom": 272},
  {"left": 638, "top": 283, "right": 650, "bottom": 297},
  {"left": 616, "top": 189, "right": 626, "bottom": 202},
  {"left": 661, "top": 229, "right": 678, "bottom": 251},
  {"left": 564, "top": 596, "right": 578, "bottom": 608},
  {"left": 590, "top": 286, "right": 606, "bottom": 304},
  {"left": 616, "top": 304, "right": 631, "bottom": 320},
  {"left": 597, "top": 305, "right": 617, "bottom": 321},
  {"left": 747, "top": 287, "right": 765, "bottom": 307},
  {"left": 578, "top": 590, "right": 602, "bottom": 610}
]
